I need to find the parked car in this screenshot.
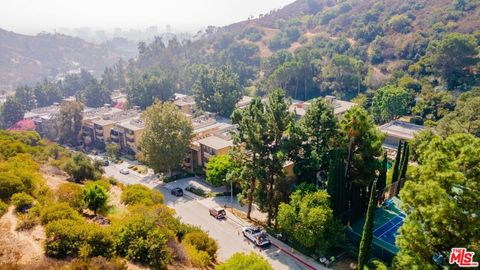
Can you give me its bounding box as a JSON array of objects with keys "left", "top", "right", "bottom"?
[
  {"left": 209, "top": 207, "right": 226, "bottom": 219},
  {"left": 119, "top": 168, "right": 130, "bottom": 175},
  {"left": 103, "top": 159, "right": 109, "bottom": 166},
  {"left": 171, "top": 187, "right": 183, "bottom": 197},
  {"left": 242, "top": 226, "right": 271, "bottom": 246}
]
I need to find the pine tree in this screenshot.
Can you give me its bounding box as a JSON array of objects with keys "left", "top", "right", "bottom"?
[{"left": 358, "top": 179, "right": 377, "bottom": 270}]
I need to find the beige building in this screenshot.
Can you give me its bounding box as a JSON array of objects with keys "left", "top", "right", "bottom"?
[
  {"left": 111, "top": 117, "right": 145, "bottom": 154},
  {"left": 289, "top": 95, "right": 356, "bottom": 118},
  {"left": 379, "top": 120, "right": 425, "bottom": 150}
]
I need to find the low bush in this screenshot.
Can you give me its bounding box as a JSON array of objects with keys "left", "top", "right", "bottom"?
[
  {"left": 40, "top": 202, "right": 82, "bottom": 224},
  {"left": 183, "top": 243, "right": 211, "bottom": 268},
  {"left": 0, "top": 200, "right": 8, "bottom": 217},
  {"left": 185, "top": 186, "right": 207, "bottom": 197},
  {"left": 45, "top": 219, "right": 89, "bottom": 258},
  {"left": 183, "top": 231, "right": 218, "bottom": 259},
  {"left": 16, "top": 212, "right": 39, "bottom": 231},
  {"left": 57, "top": 183, "right": 84, "bottom": 211},
  {"left": 11, "top": 192, "right": 34, "bottom": 211},
  {"left": 121, "top": 184, "right": 163, "bottom": 206},
  {"left": 45, "top": 219, "right": 115, "bottom": 259},
  {"left": 216, "top": 252, "right": 273, "bottom": 270}
]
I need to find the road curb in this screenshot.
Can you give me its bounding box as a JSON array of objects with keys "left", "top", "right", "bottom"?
[{"left": 271, "top": 242, "right": 318, "bottom": 270}]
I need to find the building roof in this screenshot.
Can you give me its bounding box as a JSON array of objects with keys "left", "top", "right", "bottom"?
[
  {"left": 174, "top": 94, "right": 196, "bottom": 107},
  {"left": 91, "top": 109, "right": 140, "bottom": 126},
  {"left": 117, "top": 117, "right": 144, "bottom": 131},
  {"left": 289, "top": 96, "right": 357, "bottom": 117},
  {"left": 24, "top": 104, "right": 61, "bottom": 119},
  {"left": 379, "top": 120, "right": 425, "bottom": 140},
  {"left": 197, "top": 135, "right": 233, "bottom": 150}
]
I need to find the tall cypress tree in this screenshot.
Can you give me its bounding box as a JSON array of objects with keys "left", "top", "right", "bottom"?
[
  {"left": 391, "top": 140, "right": 403, "bottom": 185},
  {"left": 377, "top": 152, "right": 387, "bottom": 204},
  {"left": 327, "top": 149, "right": 347, "bottom": 220},
  {"left": 358, "top": 179, "right": 377, "bottom": 270},
  {"left": 398, "top": 142, "right": 410, "bottom": 193}
]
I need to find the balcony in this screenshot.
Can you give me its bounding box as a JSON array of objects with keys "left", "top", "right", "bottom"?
[{"left": 126, "top": 137, "right": 135, "bottom": 143}]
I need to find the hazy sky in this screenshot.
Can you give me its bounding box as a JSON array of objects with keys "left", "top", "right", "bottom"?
[{"left": 0, "top": 0, "right": 296, "bottom": 34}]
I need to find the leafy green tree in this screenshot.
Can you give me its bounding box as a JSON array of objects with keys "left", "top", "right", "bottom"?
[
  {"left": 57, "top": 101, "right": 84, "bottom": 145},
  {"left": 34, "top": 80, "right": 62, "bottom": 107},
  {"left": 294, "top": 98, "right": 338, "bottom": 183},
  {"left": 1, "top": 97, "right": 25, "bottom": 128},
  {"left": 436, "top": 90, "right": 480, "bottom": 137},
  {"left": 358, "top": 179, "right": 377, "bottom": 270},
  {"left": 371, "top": 85, "right": 412, "bottom": 123},
  {"left": 322, "top": 54, "right": 365, "bottom": 99},
  {"left": 126, "top": 69, "right": 176, "bottom": 109},
  {"left": 11, "top": 192, "right": 34, "bottom": 211},
  {"left": 83, "top": 184, "right": 108, "bottom": 215},
  {"left": 193, "top": 66, "right": 243, "bottom": 117},
  {"left": 205, "top": 154, "right": 234, "bottom": 187},
  {"left": 106, "top": 143, "right": 121, "bottom": 160},
  {"left": 277, "top": 187, "right": 344, "bottom": 254},
  {"left": 394, "top": 134, "right": 480, "bottom": 268},
  {"left": 61, "top": 69, "right": 95, "bottom": 97},
  {"left": 63, "top": 152, "right": 103, "bottom": 182},
  {"left": 411, "top": 89, "right": 454, "bottom": 123},
  {"left": 83, "top": 79, "right": 112, "bottom": 108},
  {"left": 216, "top": 252, "right": 273, "bottom": 270},
  {"left": 388, "top": 15, "right": 412, "bottom": 33},
  {"left": 15, "top": 86, "right": 36, "bottom": 110},
  {"left": 424, "top": 33, "right": 479, "bottom": 89},
  {"left": 140, "top": 102, "right": 193, "bottom": 175}
]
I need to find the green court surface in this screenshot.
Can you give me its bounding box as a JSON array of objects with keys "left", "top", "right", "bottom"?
[{"left": 348, "top": 197, "right": 404, "bottom": 256}]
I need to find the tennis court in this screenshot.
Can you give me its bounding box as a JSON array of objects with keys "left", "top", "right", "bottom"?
[
  {"left": 347, "top": 197, "right": 405, "bottom": 262},
  {"left": 373, "top": 212, "right": 406, "bottom": 246}
]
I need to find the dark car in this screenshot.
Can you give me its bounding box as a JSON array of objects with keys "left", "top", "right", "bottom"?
[
  {"left": 209, "top": 207, "right": 226, "bottom": 219},
  {"left": 171, "top": 187, "right": 183, "bottom": 197}
]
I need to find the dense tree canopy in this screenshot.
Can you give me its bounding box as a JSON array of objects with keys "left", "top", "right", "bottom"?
[
  {"left": 371, "top": 85, "right": 412, "bottom": 123},
  {"left": 140, "top": 101, "right": 193, "bottom": 174},
  {"left": 395, "top": 134, "right": 480, "bottom": 268},
  {"left": 193, "top": 66, "right": 243, "bottom": 117},
  {"left": 277, "top": 185, "right": 343, "bottom": 255}
]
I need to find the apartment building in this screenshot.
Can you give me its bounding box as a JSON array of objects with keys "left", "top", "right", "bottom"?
[
  {"left": 174, "top": 93, "right": 196, "bottom": 115},
  {"left": 111, "top": 117, "right": 144, "bottom": 154},
  {"left": 87, "top": 108, "right": 140, "bottom": 145}
]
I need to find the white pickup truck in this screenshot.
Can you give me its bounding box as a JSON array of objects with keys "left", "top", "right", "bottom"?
[{"left": 242, "top": 226, "right": 271, "bottom": 246}]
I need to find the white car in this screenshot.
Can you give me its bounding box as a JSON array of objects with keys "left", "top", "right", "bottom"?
[
  {"left": 119, "top": 168, "right": 130, "bottom": 175},
  {"left": 242, "top": 226, "right": 271, "bottom": 246}
]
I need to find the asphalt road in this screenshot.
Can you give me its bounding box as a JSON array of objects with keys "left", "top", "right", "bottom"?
[{"left": 101, "top": 160, "right": 326, "bottom": 270}]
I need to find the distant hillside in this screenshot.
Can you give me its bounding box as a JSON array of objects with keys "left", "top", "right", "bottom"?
[
  {"left": 136, "top": 0, "right": 479, "bottom": 100},
  {"left": 0, "top": 29, "right": 136, "bottom": 91}
]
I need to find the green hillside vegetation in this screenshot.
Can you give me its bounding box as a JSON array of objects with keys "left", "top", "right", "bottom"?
[{"left": 0, "top": 130, "right": 236, "bottom": 269}]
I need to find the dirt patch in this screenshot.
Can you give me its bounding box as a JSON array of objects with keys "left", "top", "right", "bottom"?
[
  {"left": 0, "top": 206, "right": 50, "bottom": 268},
  {"left": 41, "top": 165, "right": 70, "bottom": 192}
]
